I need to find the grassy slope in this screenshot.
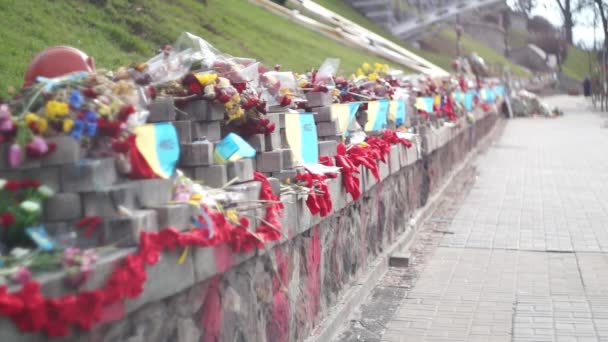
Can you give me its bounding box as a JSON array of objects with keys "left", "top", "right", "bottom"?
[
  {"left": 419, "top": 29, "right": 529, "bottom": 77},
  {"left": 563, "top": 45, "right": 590, "bottom": 82},
  {"left": 0, "top": 0, "right": 402, "bottom": 97},
  {"left": 313, "top": 0, "right": 529, "bottom": 77}
]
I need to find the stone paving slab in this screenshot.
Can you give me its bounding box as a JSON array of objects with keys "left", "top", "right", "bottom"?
[{"left": 379, "top": 97, "right": 608, "bottom": 342}]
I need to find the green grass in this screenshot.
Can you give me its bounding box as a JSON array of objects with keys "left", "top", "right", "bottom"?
[
  {"left": 419, "top": 29, "right": 529, "bottom": 77},
  {"left": 0, "top": 0, "right": 404, "bottom": 98},
  {"left": 563, "top": 45, "right": 591, "bottom": 82},
  {"left": 307, "top": 1, "right": 528, "bottom": 76}
]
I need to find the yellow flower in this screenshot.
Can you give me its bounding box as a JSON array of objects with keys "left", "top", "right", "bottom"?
[
  {"left": 98, "top": 105, "right": 111, "bottom": 117},
  {"left": 190, "top": 193, "right": 202, "bottom": 201},
  {"left": 382, "top": 64, "right": 390, "bottom": 73},
  {"left": 195, "top": 73, "right": 218, "bottom": 86},
  {"left": 232, "top": 94, "right": 241, "bottom": 103},
  {"left": 228, "top": 108, "right": 245, "bottom": 121},
  {"left": 45, "top": 100, "right": 69, "bottom": 119},
  {"left": 374, "top": 63, "right": 382, "bottom": 72},
  {"left": 24, "top": 113, "right": 38, "bottom": 125},
  {"left": 356, "top": 68, "right": 364, "bottom": 78},
  {"left": 226, "top": 209, "right": 239, "bottom": 224},
  {"left": 37, "top": 118, "right": 48, "bottom": 133},
  {"left": 362, "top": 63, "right": 371, "bottom": 72},
  {"left": 225, "top": 102, "right": 234, "bottom": 110},
  {"left": 368, "top": 72, "right": 379, "bottom": 81},
  {"left": 63, "top": 119, "right": 74, "bottom": 133}
]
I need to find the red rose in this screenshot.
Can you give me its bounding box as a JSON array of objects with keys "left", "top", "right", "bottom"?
[{"left": 0, "top": 213, "right": 15, "bottom": 226}]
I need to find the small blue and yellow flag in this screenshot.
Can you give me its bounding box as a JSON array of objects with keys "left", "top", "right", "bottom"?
[
  {"left": 464, "top": 91, "right": 476, "bottom": 112},
  {"left": 453, "top": 91, "right": 465, "bottom": 105},
  {"left": 285, "top": 113, "right": 318, "bottom": 165},
  {"left": 364, "top": 99, "right": 390, "bottom": 131},
  {"left": 135, "top": 122, "right": 180, "bottom": 178},
  {"left": 415, "top": 97, "right": 435, "bottom": 113},
  {"left": 214, "top": 133, "right": 256, "bottom": 164},
  {"left": 388, "top": 100, "right": 406, "bottom": 126},
  {"left": 330, "top": 102, "right": 360, "bottom": 137}
]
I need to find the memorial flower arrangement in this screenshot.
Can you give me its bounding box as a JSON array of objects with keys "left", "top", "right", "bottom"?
[{"left": 0, "top": 179, "right": 53, "bottom": 249}]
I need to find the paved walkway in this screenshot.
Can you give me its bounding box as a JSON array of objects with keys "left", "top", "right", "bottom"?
[{"left": 382, "top": 96, "right": 608, "bottom": 342}]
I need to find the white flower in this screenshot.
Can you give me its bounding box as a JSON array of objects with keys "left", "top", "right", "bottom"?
[
  {"left": 0, "top": 179, "right": 5, "bottom": 190},
  {"left": 20, "top": 200, "right": 40, "bottom": 213},
  {"left": 38, "top": 185, "right": 54, "bottom": 198}
]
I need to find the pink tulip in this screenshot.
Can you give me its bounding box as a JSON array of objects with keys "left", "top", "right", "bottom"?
[
  {"left": 0, "top": 119, "right": 14, "bottom": 132},
  {"left": 0, "top": 104, "right": 10, "bottom": 120},
  {"left": 28, "top": 136, "right": 49, "bottom": 154},
  {"left": 11, "top": 266, "right": 32, "bottom": 285},
  {"left": 8, "top": 144, "right": 22, "bottom": 168}
]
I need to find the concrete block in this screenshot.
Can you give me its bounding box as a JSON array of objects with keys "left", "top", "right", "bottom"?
[
  {"left": 183, "top": 100, "right": 225, "bottom": 121},
  {"left": 266, "top": 112, "right": 286, "bottom": 129},
  {"left": 126, "top": 249, "right": 195, "bottom": 313},
  {"left": 43, "top": 192, "right": 81, "bottom": 222},
  {"left": 191, "top": 121, "right": 221, "bottom": 142},
  {"left": 313, "top": 106, "right": 332, "bottom": 122},
  {"left": 279, "top": 149, "right": 294, "bottom": 169},
  {"left": 268, "top": 177, "right": 281, "bottom": 197},
  {"left": 179, "top": 141, "right": 214, "bottom": 166},
  {"left": 226, "top": 158, "right": 254, "bottom": 183},
  {"left": 405, "top": 144, "right": 418, "bottom": 165},
  {"left": 135, "top": 178, "right": 173, "bottom": 208},
  {"left": 306, "top": 91, "right": 333, "bottom": 107},
  {"left": 272, "top": 169, "right": 298, "bottom": 183},
  {"left": 327, "top": 175, "right": 347, "bottom": 212},
  {"left": 104, "top": 209, "right": 159, "bottom": 247},
  {"left": 152, "top": 203, "right": 193, "bottom": 231},
  {"left": 379, "top": 159, "right": 390, "bottom": 181},
  {"left": 81, "top": 183, "right": 138, "bottom": 217},
  {"left": 318, "top": 140, "right": 337, "bottom": 157},
  {"left": 279, "top": 193, "right": 298, "bottom": 238},
  {"left": 397, "top": 144, "right": 407, "bottom": 168},
  {"left": 246, "top": 134, "right": 266, "bottom": 153},
  {"left": 0, "top": 166, "right": 62, "bottom": 193},
  {"left": 147, "top": 97, "right": 176, "bottom": 122},
  {"left": 61, "top": 158, "right": 117, "bottom": 192},
  {"left": 320, "top": 135, "right": 342, "bottom": 143},
  {"left": 280, "top": 128, "right": 289, "bottom": 149},
  {"left": 192, "top": 244, "right": 256, "bottom": 283},
  {"left": 41, "top": 136, "right": 83, "bottom": 166},
  {"left": 192, "top": 164, "right": 228, "bottom": 188},
  {"left": 264, "top": 131, "right": 281, "bottom": 152},
  {"left": 225, "top": 181, "right": 262, "bottom": 202},
  {"left": 389, "top": 252, "right": 411, "bottom": 268},
  {"left": 173, "top": 120, "right": 192, "bottom": 143},
  {"left": 255, "top": 151, "right": 283, "bottom": 173},
  {"left": 317, "top": 121, "right": 339, "bottom": 137},
  {"left": 389, "top": 144, "right": 400, "bottom": 174}
]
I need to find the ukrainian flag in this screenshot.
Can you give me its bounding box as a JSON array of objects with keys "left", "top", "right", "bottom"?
[
  {"left": 134, "top": 123, "right": 180, "bottom": 179},
  {"left": 285, "top": 113, "right": 318, "bottom": 165},
  {"left": 214, "top": 133, "right": 256, "bottom": 164},
  {"left": 415, "top": 97, "right": 434, "bottom": 113},
  {"left": 464, "top": 91, "right": 476, "bottom": 112},
  {"left": 388, "top": 100, "right": 406, "bottom": 126},
  {"left": 453, "top": 91, "right": 465, "bottom": 105},
  {"left": 364, "top": 99, "right": 390, "bottom": 131},
  {"left": 330, "top": 102, "right": 360, "bottom": 138}
]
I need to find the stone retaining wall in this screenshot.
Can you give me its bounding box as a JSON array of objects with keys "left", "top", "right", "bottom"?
[{"left": 2, "top": 111, "right": 499, "bottom": 342}]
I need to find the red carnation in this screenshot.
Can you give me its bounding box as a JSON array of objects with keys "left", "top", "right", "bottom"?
[
  {"left": 280, "top": 96, "right": 291, "bottom": 107},
  {"left": 82, "top": 88, "right": 97, "bottom": 98},
  {"left": 232, "top": 82, "right": 247, "bottom": 94},
  {"left": 117, "top": 105, "right": 135, "bottom": 122},
  {"left": 216, "top": 92, "right": 231, "bottom": 104},
  {"left": 0, "top": 213, "right": 15, "bottom": 226}
]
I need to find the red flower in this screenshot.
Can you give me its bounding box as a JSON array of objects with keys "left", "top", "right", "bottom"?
[
  {"left": 0, "top": 213, "right": 15, "bottom": 226},
  {"left": 98, "top": 118, "right": 122, "bottom": 138},
  {"left": 0, "top": 286, "right": 24, "bottom": 315},
  {"left": 279, "top": 96, "right": 291, "bottom": 107},
  {"left": 117, "top": 105, "right": 136, "bottom": 122},
  {"left": 232, "top": 82, "right": 247, "bottom": 94},
  {"left": 216, "top": 92, "right": 231, "bottom": 104},
  {"left": 4, "top": 180, "right": 20, "bottom": 191},
  {"left": 82, "top": 88, "right": 97, "bottom": 98}
]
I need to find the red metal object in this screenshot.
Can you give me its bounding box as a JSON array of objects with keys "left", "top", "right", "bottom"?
[{"left": 23, "top": 46, "right": 95, "bottom": 88}]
